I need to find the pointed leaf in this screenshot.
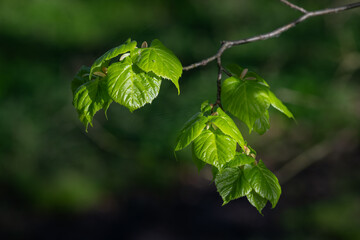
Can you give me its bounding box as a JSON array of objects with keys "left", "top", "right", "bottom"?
[
  {"left": 135, "top": 39, "right": 182, "bottom": 94},
  {"left": 222, "top": 76, "right": 271, "bottom": 133},
  {"left": 268, "top": 91, "right": 294, "bottom": 119},
  {"left": 106, "top": 59, "right": 162, "bottom": 112},
  {"left": 209, "top": 108, "right": 245, "bottom": 148},
  {"left": 200, "top": 100, "right": 212, "bottom": 113},
  {"left": 253, "top": 110, "right": 270, "bottom": 135},
  {"left": 175, "top": 112, "right": 208, "bottom": 151},
  {"left": 193, "top": 129, "right": 237, "bottom": 169},
  {"left": 73, "top": 78, "right": 112, "bottom": 131},
  {"left": 191, "top": 143, "right": 206, "bottom": 171},
  {"left": 225, "top": 152, "right": 255, "bottom": 168},
  {"left": 215, "top": 167, "right": 252, "bottom": 205},
  {"left": 246, "top": 190, "right": 268, "bottom": 214},
  {"left": 90, "top": 39, "right": 137, "bottom": 79},
  {"left": 243, "top": 160, "right": 281, "bottom": 208}
]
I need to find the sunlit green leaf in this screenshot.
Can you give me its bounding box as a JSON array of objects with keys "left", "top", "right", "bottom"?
[
  {"left": 222, "top": 76, "right": 271, "bottom": 133},
  {"left": 191, "top": 143, "right": 206, "bottom": 171},
  {"left": 209, "top": 108, "right": 245, "bottom": 148},
  {"left": 268, "top": 91, "right": 294, "bottom": 119},
  {"left": 175, "top": 112, "right": 208, "bottom": 151},
  {"left": 215, "top": 167, "right": 252, "bottom": 205},
  {"left": 243, "top": 160, "right": 281, "bottom": 208},
  {"left": 193, "top": 129, "right": 237, "bottom": 169},
  {"left": 135, "top": 39, "right": 182, "bottom": 94},
  {"left": 225, "top": 152, "right": 255, "bottom": 168},
  {"left": 89, "top": 38, "right": 137, "bottom": 79},
  {"left": 200, "top": 100, "right": 212, "bottom": 114},
  {"left": 73, "top": 78, "right": 112, "bottom": 131},
  {"left": 106, "top": 58, "right": 161, "bottom": 112},
  {"left": 246, "top": 190, "right": 268, "bottom": 214},
  {"left": 253, "top": 110, "right": 270, "bottom": 135}
]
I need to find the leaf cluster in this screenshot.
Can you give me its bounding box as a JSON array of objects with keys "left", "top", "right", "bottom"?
[{"left": 71, "top": 39, "right": 182, "bottom": 131}]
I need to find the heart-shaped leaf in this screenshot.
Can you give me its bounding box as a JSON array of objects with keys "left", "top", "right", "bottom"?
[
  {"left": 222, "top": 76, "right": 271, "bottom": 133},
  {"left": 243, "top": 160, "right": 281, "bottom": 208},
  {"left": 193, "top": 129, "right": 237, "bottom": 169},
  {"left": 73, "top": 78, "right": 112, "bottom": 131},
  {"left": 135, "top": 39, "right": 182, "bottom": 94},
  {"left": 215, "top": 167, "right": 252, "bottom": 205},
  {"left": 106, "top": 58, "right": 161, "bottom": 112}
]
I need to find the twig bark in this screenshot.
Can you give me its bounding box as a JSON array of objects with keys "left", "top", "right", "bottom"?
[
  {"left": 182, "top": 1, "right": 360, "bottom": 106},
  {"left": 183, "top": 1, "right": 360, "bottom": 71}
]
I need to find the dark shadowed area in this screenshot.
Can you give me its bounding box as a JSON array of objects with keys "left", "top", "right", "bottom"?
[{"left": 0, "top": 0, "right": 359, "bottom": 239}]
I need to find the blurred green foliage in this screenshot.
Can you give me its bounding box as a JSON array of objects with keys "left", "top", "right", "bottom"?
[{"left": 0, "top": 0, "right": 359, "bottom": 238}]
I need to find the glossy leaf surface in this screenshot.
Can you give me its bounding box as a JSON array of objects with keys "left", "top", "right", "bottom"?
[
  {"left": 136, "top": 39, "right": 182, "bottom": 94},
  {"left": 209, "top": 108, "right": 245, "bottom": 148},
  {"left": 193, "top": 129, "right": 237, "bottom": 169},
  {"left": 73, "top": 78, "right": 112, "bottom": 131},
  {"left": 106, "top": 58, "right": 161, "bottom": 112},
  {"left": 243, "top": 160, "right": 281, "bottom": 208},
  {"left": 246, "top": 190, "right": 268, "bottom": 214},
  {"left": 175, "top": 112, "right": 208, "bottom": 151},
  {"left": 222, "top": 76, "right": 271, "bottom": 133},
  {"left": 89, "top": 39, "right": 137, "bottom": 79},
  {"left": 215, "top": 167, "right": 252, "bottom": 205}
]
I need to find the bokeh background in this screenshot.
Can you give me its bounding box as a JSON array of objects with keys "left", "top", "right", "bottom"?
[{"left": 1, "top": 0, "right": 360, "bottom": 239}]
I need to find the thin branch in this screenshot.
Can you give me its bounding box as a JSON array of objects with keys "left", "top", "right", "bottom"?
[
  {"left": 280, "top": 0, "right": 308, "bottom": 13},
  {"left": 216, "top": 56, "right": 223, "bottom": 108},
  {"left": 183, "top": 2, "right": 360, "bottom": 71}
]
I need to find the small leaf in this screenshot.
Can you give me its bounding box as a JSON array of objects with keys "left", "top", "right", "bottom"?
[
  {"left": 193, "top": 129, "right": 237, "bottom": 169},
  {"left": 200, "top": 100, "right": 212, "bottom": 113},
  {"left": 209, "top": 108, "right": 245, "bottom": 148},
  {"left": 268, "top": 91, "right": 294, "bottom": 119},
  {"left": 215, "top": 167, "right": 252, "bottom": 205},
  {"left": 73, "top": 78, "right": 112, "bottom": 131},
  {"left": 135, "top": 39, "right": 182, "bottom": 94},
  {"left": 106, "top": 58, "right": 162, "bottom": 112},
  {"left": 253, "top": 110, "right": 270, "bottom": 135},
  {"left": 243, "top": 160, "right": 281, "bottom": 208},
  {"left": 246, "top": 190, "right": 268, "bottom": 214},
  {"left": 175, "top": 112, "right": 208, "bottom": 151},
  {"left": 89, "top": 38, "right": 137, "bottom": 79},
  {"left": 191, "top": 143, "right": 206, "bottom": 171},
  {"left": 225, "top": 152, "right": 255, "bottom": 168},
  {"left": 222, "top": 76, "right": 271, "bottom": 133}
]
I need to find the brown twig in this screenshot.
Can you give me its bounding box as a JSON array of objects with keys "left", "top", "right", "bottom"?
[
  {"left": 183, "top": 2, "right": 360, "bottom": 72},
  {"left": 182, "top": 1, "right": 360, "bottom": 106},
  {"left": 280, "top": 0, "right": 308, "bottom": 13}
]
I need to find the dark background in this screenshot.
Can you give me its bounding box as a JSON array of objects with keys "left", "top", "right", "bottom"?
[{"left": 0, "top": 0, "right": 359, "bottom": 239}]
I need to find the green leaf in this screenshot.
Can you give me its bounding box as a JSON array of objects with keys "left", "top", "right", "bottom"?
[
  {"left": 268, "top": 91, "right": 294, "bottom": 119},
  {"left": 209, "top": 108, "right": 245, "bottom": 148},
  {"left": 222, "top": 76, "right": 271, "bottom": 133},
  {"left": 73, "top": 78, "right": 112, "bottom": 131},
  {"left": 89, "top": 38, "right": 137, "bottom": 79},
  {"left": 246, "top": 190, "right": 268, "bottom": 214},
  {"left": 200, "top": 100, "right": 212, "bottom": 114},
  {"left": 243, "top": 160, "right": 281, "bottom": 208},
  {"left": 71, "top": 66, "right": 91, "bottom": 96},
  {"left": 191, "top": 143, "right": 206, "bottom": 171},
  {"left": 175, "top": 112, "right": 208, "bottom": 151},
  {"left": 253, "top": 110, "right": 270, "bottom": 135},
  {"left": 215, "top": 167, "right": 252, "bottom": 205},
  {"left": 135, "top": 39, "right": 182, "bottom": 94},
  {"left": 193, "top": 129, "right": 237, "bottom": 169},
  {"left": 225, "top": 152, "right": 255, "bottom": 168},
  {"left": 226, "top": 64, "right": 269, "bottom": 86},
  {"left": 106, "top": 58, "right": 162, "bottom": 112}
]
